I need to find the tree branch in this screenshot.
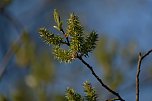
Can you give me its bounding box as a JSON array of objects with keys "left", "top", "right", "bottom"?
[
  {"left": 60, "top": 27, "right": 124, "bottom": 101},
  {"left": 136, "top": 49, "right": 152, "bottom": 101},
  {"left": 0, "top": 10, "right": 25, "bottom": 81},
  {"left": 60, "top": 28, "right": 70, "bottom": 46},
  {"left": 78, "top": 56, "right": 125, "bottom": 101}
]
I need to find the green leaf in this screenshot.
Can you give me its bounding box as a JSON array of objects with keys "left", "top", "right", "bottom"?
[
  {"left": 65, "top": 88, "right": 84, "bottom": 101},
  {"left": 53, "top": 46, "right": 76, "bottom": 63},
  {"left": 80, "top": 31, "right": 98, "bottom": 56},
  {"left": 39, "top": 28, "right": 63, "bottom": 45},
  {"left": 53, "top": 9, "right": 62, "bottom": 31},
  {"left": 66, "top": 13, "right": 83, "bottom": 37},
  {"left": 83, "top": 81, "right": 97, "bottom": 101},
  {"left": 66, "top": 13, "right": 85, "bottom": 55},
  {"left": 39, "top": 9, "right": 99, "bottom": 63},
  {"left": 53, "top": 26, "right": 60, "bottom": 31}
]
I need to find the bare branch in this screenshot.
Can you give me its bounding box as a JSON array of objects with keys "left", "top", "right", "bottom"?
[
  {"left": 78, "top": 56, "right": 125, "bottom": 101},
  {"left": 60, "top": 27, "right": 125, "bottom": 101},
  {"left": 0, "top": 10, "right": 25, "bottom": 81},
  {"left": 136, "top": 49, "right": 152, "bottom": 101},
  {"left": 60, "top": 28, "right": 70, "bottom": 46}
]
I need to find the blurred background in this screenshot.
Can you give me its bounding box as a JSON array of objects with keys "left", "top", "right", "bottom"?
[{"left": 0, "top": 0, "right": 152, "bottom": 101}]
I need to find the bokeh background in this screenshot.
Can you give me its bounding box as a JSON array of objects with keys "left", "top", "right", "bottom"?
[{"left": 0, "top": 0, "right": 152, "bottom": 100}]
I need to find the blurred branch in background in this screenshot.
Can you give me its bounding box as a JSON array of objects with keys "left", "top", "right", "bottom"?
[
  {"left": 1, "top": 1, "right": 57, "bottom": 101},
  {"left": 0, "top": 1, "right": 58, "bottom": 100},
  {"left": 0, "top": 0, "right": 26, "bottom": 81},
  {"left": 0, "top": 0, "right": 52, "bottom": 81}
]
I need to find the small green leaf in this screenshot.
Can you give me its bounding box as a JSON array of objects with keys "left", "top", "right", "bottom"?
[
  {"left": 53, "top": 26, "right": 60, "bottom": 31},
  {"left": 65, "top": 88, "right": 84, "bottom": 101},
  {"left": 83, "top": 81, "right": 97, "bottom": 101},
  {"left": 39, "top": 28, "right": 63, "bottom": 45},
  {"left": 66, "top": 13, "right": 83, "bottom": 37},
  {"left": 53, "top": 46, "right": 76, "bottom": 63},
  {"left": 80, "top": 31, "right": 98, "bottom": 56},
  {"left": 53, "top": 9, "right": 62, "bottom": 31},
  {"left": 59, "top": 21, "right": 63, "bottom": 30},
  {"left": 39, "top": 9, "right": 99, "bottom": 63}
]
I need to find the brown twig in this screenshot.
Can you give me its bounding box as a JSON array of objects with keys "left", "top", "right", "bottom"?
[
  {"left": 60, "top": 28, "right": 125, "bottom": 101},
  {"left": 60, "top": 28, "right": 70, "bottom": 46},
  {"left": 136, "top": 49, "right": 152, "bottom": 101},
  {"left": 78, "top": 56, "right": 125, "bottom": 101}
]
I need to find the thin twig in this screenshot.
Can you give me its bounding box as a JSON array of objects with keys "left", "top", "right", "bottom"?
[
  {"left": 60, "top": 28, "right": 70, "bottom": 46},
  {"left": 0, "top": 47, "right": 13, "bottom": 80},
  {"left": 136, "top": 49, "right": 152, "bottom": 101},
  {"left": 60, "top": 28, "right": 124, "bottom": 101},
  {"left": 78, "top": 56, "right": 125, "bottom": 101},
  {"left": 0, "top": 10, "right": 25, "bottom": 81},
  {"left": 1, "top": 10, "right": 24, "bottom": 32}
]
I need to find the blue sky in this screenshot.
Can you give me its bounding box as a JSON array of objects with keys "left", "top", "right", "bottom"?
[{"left": 0, "top": 0, "right": 152, "bottom": 100}]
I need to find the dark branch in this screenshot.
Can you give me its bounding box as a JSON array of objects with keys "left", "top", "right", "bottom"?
[
  {"left": 1, "top": 10, "right": 25, "bottom": 33},
  {"left": 0, "top": 10, "right": 25, "bottom": 81},
  {"left": 77, "top": 56, "right": 125, "bottom": 101},
  {"left": 0, "top": 47, "right": 13, "bottom": 80},
  {"left": 136, "top": 49, "right": 152, "bottom": 101},
  {"left": 60, "top": 28, "right": 70, "bottom": 46},
  {"left": 60, "top": 27, "right": 124, "bottom": 101}
]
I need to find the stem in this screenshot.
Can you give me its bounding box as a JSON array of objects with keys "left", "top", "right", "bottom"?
[
  {"left": 136, "top": 49, "right": 152, "bottom": 101},
  {"left": 78, "top": 56, "right": 125, "bottom": 101},
  {"left": 0, "top": 10, "right": 25, "bottom": 81},
  {"left": 59, "top": 26, "right": 124, "bottom": 100},
  {"left": 60, "top": 29, "right": 70, "bottom": 46}
]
